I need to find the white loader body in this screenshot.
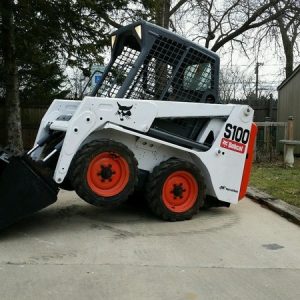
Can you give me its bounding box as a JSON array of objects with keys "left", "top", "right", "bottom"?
[{"left": 33, "top": 96, "right": 255, "bottom": 205}]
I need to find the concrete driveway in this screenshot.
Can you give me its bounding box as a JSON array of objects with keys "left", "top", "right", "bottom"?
[{"left": 0, "top": 191, "right": 300, "bottom": 300}]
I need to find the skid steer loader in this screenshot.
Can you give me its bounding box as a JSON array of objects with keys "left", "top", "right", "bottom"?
[{"left": 0, "top": 21, "right": 257, "bottom": 229}]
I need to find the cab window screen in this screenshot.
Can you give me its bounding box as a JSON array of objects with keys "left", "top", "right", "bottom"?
[{"left": 183, "top": 63, "right": 212, "bottom": 91}]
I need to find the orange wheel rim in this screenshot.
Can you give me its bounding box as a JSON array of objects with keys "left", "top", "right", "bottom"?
[
  {"left": 162, "top": 171, "right": 198, "bottom": 213},
  {"left": 87, "top": 152, "right": 130, "bottom": 197}
]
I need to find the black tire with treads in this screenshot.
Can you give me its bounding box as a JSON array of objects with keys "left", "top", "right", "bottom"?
[
  {"left": 70, "top": 139, "right": 138, "bottom": 208},
  {"left": 146, "top": 158, "right": 205, "bottom": 221}
]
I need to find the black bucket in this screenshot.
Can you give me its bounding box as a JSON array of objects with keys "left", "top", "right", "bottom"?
[
  {"left": 0, "top": 152, "right": 59, "bottom": 230},
  {"left": 0, "top": 148, "right": 11, "bottom": 175}
]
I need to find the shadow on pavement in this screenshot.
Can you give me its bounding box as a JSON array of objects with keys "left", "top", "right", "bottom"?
[{"left": 0, "top": 193, "right": 238, "bottom": 240}]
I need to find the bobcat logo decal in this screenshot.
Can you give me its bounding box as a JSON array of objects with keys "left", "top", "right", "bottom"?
[{"left": 116, "top": 102, "right": 133, "bottom": 121}]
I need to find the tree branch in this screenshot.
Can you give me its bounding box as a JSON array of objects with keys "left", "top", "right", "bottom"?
[
  {"left": 211, "top": 0, "right": 285, "bottom": 51},
  {"left": 169, "top": 0, "right": 188, "bottom": 17},
  {"left": 102, "top": 13, "right": 122, "bottom": 29}
]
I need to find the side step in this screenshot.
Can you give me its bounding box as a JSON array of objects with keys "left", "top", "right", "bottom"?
[{"left": 0, "top": 150, "right": 59, "bottom": 230}]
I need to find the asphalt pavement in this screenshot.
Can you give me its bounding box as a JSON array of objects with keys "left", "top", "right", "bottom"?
[{"left": 0, "top": 190, "right": 299, "bottom": 300}]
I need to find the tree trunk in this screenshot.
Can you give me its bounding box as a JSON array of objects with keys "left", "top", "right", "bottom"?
[
  {"left": 1, "top": 0, "right": 23, "bottom": 153},
  {"left": 153, "top": 0, "right": 171, "bottom": 96},
  {"left": 155, "top": 0, "right": 171, "bottom": 28},
  {"left": 275, "top": 5, "right": 295, "bottom": 78},
  {"left": 284, "top": 43, "right": 294, "bottom": 78}
]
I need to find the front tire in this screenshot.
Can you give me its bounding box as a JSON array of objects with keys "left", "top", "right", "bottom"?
[
  {"left": 70, "top": 140, "right": 138, "bottom": 208},
  {"left": 146, "top": 158, "right": 205, "bottom": 221}
]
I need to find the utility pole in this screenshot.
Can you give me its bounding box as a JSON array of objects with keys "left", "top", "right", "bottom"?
[
  {"left": 255, "top": 62, "right": 264, "bottom": 101},
  {"left": 269, "top": 93, "right": 273, "bottom": 120}
]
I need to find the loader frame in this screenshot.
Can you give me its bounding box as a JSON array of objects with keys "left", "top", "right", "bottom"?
[
  {"left": 33, "top": 97, "right": 255, "bottom": 205},
  {"left": 30, "top": 21, "right": 257, "bottom": 207}
]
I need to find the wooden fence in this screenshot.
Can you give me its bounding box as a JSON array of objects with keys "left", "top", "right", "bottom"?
[
  {"left": 225, "top": 98, "right": 277, "bottom": 122},
  {"left": 0, "top": 104, "right": 48, "bottom": 149}
]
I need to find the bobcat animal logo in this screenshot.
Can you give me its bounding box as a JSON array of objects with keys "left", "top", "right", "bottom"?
[{"left": 116, "top": 102, "right": 133, "bottom": 121}]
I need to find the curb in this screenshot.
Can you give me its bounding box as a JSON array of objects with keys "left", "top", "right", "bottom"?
[{"left": 247, "top": 187, "right": 300, "bottom": 226}]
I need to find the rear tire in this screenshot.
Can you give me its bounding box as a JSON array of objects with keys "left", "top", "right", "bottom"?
[
  {"left": 70, "top": 140, "right": 138, "bottom": 208},
  {"left": 146, "top": 158, "right": 205, "bottom": 221}
]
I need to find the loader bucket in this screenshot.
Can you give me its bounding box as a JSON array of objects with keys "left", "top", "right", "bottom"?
[{"left": 0, "top": 152, "right": 59, "bottom": 230}]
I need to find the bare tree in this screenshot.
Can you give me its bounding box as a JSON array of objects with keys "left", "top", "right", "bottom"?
[
  {"left": 101, "top": 0, "right": 295, "bottom": 59},
  {"left": 219, "top": 66, "right": 257, "bottom": 102},
  {"left": 219, "top": 67, "right": 241, "bottom": 102},
  {"left": 274, "top": 0, "right": 300, "bottom": 77},
  {"left": 249, "top": 0, "right": 300, "bottom": 78},
  {"left": 178, "top": 0, "right": 291, "bottom": 52},
  {"left": 102, "top": 0, "right": 190, "bottom": 29}
]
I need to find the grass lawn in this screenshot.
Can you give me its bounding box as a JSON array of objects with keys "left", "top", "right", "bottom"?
[{"left": 250, "top": 158, "right": 300, "bottom": 207}]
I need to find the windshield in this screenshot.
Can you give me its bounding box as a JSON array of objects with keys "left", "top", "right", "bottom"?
[{"left": 183, "top": 63, "right": 212, "bottom": 91}]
